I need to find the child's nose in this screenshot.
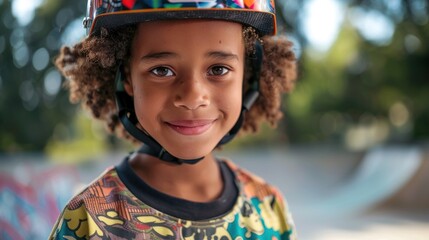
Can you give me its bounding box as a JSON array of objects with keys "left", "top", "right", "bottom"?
[{"left": 173, "top": 75, "right": 210, "bottom": 110}]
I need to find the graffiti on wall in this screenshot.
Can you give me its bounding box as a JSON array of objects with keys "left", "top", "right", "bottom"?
[{"left": 0, "top": 164, "right": 81, "bottom": 239}]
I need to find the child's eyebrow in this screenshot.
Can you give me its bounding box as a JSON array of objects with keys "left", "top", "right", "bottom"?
[
  {"left": 140, "top": 52, "right": 178, "bottom": 61},
  {"left": 139, "top": 51, "right": 239, "bottom": 62},
  {"left": 206, "top": 51, "right": 239, "bottom": 61}
]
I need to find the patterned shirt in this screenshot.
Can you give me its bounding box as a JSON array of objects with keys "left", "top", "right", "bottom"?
[{"left": 49, "top": 157, "right": 296, "bottom": 239}]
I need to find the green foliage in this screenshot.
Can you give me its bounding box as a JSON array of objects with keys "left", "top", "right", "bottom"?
[
  {"left": 45, "top": 111, "right": 108, "bottom": 163},
  {"left": 0, "top": 0, "right": 85, "bottom": 152},
  {"left": 284, "top": 3, "right": 429, "bottom": 149}
]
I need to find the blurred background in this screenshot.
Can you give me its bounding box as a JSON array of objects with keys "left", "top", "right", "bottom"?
[{"left": 0, "top": 0, "right": 428, "bottom": 239}]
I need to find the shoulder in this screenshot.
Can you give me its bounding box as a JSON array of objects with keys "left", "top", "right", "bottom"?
[
  {"left": 67, "top": 166, "right": 123, "bottom": 206},
  {"left": 222, "top": 159, "right": 298, "bottom": 239},
  {"left": 49, "top": 167, "right": 124, "bottom": 239},
  {"left": 223, "top": 159, "right": 284, "bottom": 201}
]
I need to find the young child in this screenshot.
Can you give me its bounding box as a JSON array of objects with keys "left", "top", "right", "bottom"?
[{"left": 50, "top": 0, "right": 297, "bottom": 239}]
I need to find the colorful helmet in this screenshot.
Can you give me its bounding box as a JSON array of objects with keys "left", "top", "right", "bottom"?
[{"left": 83, "top": 0, "right": 277, "bottom": 36}]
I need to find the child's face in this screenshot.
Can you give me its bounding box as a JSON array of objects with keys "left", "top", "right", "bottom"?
[{"left": 125, "top": 20, "right": 245, "bottom": 160}]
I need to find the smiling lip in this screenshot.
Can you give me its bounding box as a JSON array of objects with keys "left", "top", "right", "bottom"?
[{"left": 166, "top": 120, "right": 215, "bottom": 136}]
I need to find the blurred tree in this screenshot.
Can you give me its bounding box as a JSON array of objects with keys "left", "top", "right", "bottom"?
[
  {"left": 345, "top": 0, "right": 429, "bottom": 142},
  {"left": 283, "top": 0, "right": 429, "bottom": 149},
  {"left": 0, "top": 0, "right": 84, "bottom": 151}
]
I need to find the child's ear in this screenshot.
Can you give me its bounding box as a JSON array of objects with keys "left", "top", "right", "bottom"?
[{"left": 122, "top": 65, "right": 134, "bottom": 96}]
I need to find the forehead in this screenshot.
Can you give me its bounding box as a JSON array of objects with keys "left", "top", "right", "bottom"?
[{"left": 131, "top": 20, "right": 244, "bottom": 54}]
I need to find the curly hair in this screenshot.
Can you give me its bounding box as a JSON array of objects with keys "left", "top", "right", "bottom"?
[{"left": 55, "top": 24, "right": 297, "bottom": 143}]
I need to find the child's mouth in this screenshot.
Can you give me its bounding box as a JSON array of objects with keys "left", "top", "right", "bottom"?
[{"left": 165, "top": 120, "right": 215, "bottom": 136}]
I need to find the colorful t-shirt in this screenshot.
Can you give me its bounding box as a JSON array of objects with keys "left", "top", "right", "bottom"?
[{"left": 49, "top": 157, "right": 296, "bottom": 239}]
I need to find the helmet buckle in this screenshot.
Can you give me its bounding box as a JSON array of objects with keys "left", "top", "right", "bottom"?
[{"left": 83, "top": 17, "right": 92, "bottom": 29}]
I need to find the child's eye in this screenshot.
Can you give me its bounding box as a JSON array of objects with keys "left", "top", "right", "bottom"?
[
  {"left": 150, "top": 67, "right": 174, "bottom": 77},
  {"left": 208, "top": 66, "right": 229, "bottom": 76}
]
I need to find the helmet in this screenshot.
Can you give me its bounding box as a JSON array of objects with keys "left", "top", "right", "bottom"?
[{"left": 83, "top": 0, "right": 277, "bottom": 36}]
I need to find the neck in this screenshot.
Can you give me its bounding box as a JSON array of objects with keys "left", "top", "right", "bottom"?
[{"left": 129, "top": 152, "right": 223, "bottom": 202}]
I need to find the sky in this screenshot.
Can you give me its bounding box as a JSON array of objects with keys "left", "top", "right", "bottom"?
[
  {"left": 301, "top": 0, "right": 345, "bottom": 51},
  {"left": 11, "top": 0, "right": 44, "bottom": 26},
  {"left": 301, "top": 0, "right": 395, "bottom": 50}
]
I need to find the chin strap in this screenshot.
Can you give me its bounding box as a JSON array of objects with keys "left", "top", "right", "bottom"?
[
  {"left": 136, "top": 144, "right": 202, "bottom": 164},
  {"left": 116, "top": 41, "right": 263, "bottom": 165}
]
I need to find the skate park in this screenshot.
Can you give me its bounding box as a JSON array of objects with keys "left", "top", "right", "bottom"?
[{"left": 1, "top": 144, "right": 428, "bottom": 239}]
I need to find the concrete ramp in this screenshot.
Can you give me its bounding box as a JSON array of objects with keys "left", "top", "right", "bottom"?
[
  {"left": 298, "top": 146, "right": 424, "bottom": 217},
  {"left": 383, "top": 149, "right": 429, "bottom": 209}
]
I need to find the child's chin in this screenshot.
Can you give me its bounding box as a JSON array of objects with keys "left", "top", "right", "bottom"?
[
  {"left": 166, "top": 149, "right": 212, "bottom": 162},
  {"left": 162, "top": 142, "right": 215, "bottom": 160}
]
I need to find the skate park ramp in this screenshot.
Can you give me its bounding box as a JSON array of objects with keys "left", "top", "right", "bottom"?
[{"left": 295, "top": 146, "right": 423, "bottom": 216}]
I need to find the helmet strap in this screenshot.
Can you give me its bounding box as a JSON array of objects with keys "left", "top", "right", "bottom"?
[
  {"left": 217, "top": 41, "right": 263, "bottom": 145},
  {"left": 115, "top": 41, "right": 263, "bottom": 165}
]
